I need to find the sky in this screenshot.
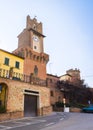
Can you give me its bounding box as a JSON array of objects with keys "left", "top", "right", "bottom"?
[{"left": 0, "top": 0, "right": 93, "bottom": 87}]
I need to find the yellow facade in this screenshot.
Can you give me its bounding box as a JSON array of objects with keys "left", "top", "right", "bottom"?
[
  {"left": 59, "top": 74, "right": 72, "bottom": 82},
  {"left": 0, "top": 49, "right": 24, "bottom": 75}
]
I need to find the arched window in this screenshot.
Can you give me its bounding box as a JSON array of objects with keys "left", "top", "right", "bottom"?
[
  {"left": 26, "top": 49, "right": 28, "bottom": 57},
  {"left": 33, "top": 24, "right": 36, "bottom": 30},
  {"left": 34, "top": 65, "right": 38, "bottom": 76},
  {"left": 0, "top": 83, "right": 7, "bottom": 113},
  {"left": 29, "top": 51, "right": 32, "bottom": 59},
  {"left": 21, "top": 50, "right": 24, "bottom": 58}
]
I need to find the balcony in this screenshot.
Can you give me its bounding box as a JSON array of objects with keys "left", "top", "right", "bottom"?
[{"left": 0, "top": 68, "right": 47, "bottom": 87}]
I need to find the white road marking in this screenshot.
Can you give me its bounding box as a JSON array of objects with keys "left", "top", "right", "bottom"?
[
  {"left": 60, "top": 117, "right": 64, "bottom": 120},
  {"left": 0, "top": 126, "right": 12, "bottom": 130},
  {"left": 45, "top": 122, "right": 55, "bottom": 127},
  {"left": 0, "top": 119, "right": 46, "bottom": 130}
]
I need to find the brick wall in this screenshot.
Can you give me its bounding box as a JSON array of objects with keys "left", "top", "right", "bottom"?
[
  {"left": 41, "top": 106, "right": 52, "bottom": 116},
  {"left": 24, "top": 58, "right": 47, "bottom": 80},
  {"left": 0, "top": 78, "right": 52, "bottom": 121},
  {"left": 0, "top": 111, "right": 23, "bottom": 122}
]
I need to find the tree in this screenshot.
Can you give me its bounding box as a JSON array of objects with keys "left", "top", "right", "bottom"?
[{"left": 57, "top": 80, "right": 93, "bottom": 106}]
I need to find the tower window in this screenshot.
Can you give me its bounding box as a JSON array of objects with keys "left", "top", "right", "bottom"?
[
  {"left": 4, "top": 57, "right": 9, "bottom": 66},
  {"left": 33, "top": 24, "right": 36, "bottom": 30},
  {"left": 34, "top": 65, "right": 38, "bottom": 76},
  {"left": 50, "top": 91, "right": 54, "bottom": 97},
  {"left": 34, "top": 46, "right": 37, "bottom": 49}
]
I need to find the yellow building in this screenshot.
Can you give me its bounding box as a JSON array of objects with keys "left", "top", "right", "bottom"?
[
  {"left": 0, "top": 48, "right": 52, "bottom": 118},
  {"left": 0, "top": 49, "right": 24, "bottom": 111},
  {"left": 0, "top": 49, "right": 24, "bottom": 78},
  {"left": 59, "top": 74, "right": 72, "bottom": 82}
]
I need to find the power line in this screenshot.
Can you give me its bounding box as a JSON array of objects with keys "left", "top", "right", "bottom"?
[{"left": 82, "top": 75, "right": 93, "bottom": 78}]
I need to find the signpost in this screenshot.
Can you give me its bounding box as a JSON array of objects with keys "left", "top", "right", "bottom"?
[
  {"left": 63, "top": 98, "right": 66, "bottom": 110},
  {"left": 63, "top": 98, "right": 69, "bottom": 112}
]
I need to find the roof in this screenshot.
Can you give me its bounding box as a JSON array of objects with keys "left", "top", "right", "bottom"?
[
  {"left": 28, "top": 28, "right": 46, "bottom": 37},
  {"left": 47, "top": 73, "right": 59, "bottom": 78},
  {"left": 59, "top": 73, "right": 72, "bottom": 77},
  {"left": 0, "top": 49, "right": 24, "bottom": 59}
]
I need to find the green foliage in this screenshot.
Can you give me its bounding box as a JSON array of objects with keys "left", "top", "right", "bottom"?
[
  {"left": 77, "top": 104, "right": 88, "bottom": 108},
  {"left": 55, "top": 101, "right": 70, "bottom": 108},
  {"left": 57, "top": 80, "right": 93, "bottom": 105},
  {"left": 65, "top": 103, "right": 71, "bottom": 107},
  {"left": 70, "top": 102, "right": 87, "bottom": 108},
  {"left": 0, "top": 106, "right": 6, "bottom": 113},
  {"left": 55, "top": 101, "right": 87, "bottom": 108},
  {"left": 55, "top": 102, "right": 64, "bottom": 108}
]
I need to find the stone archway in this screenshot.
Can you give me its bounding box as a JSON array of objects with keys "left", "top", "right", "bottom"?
[{"left": 0, "top": 83, "right": 7, "bottom": 113}]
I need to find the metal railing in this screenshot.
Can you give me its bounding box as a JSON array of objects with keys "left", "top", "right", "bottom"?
[{"left": 0, "top": 68, "right": 47, "bottom": 87}]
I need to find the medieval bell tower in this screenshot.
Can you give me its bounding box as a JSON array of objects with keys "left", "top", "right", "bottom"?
[{"left": 13, "top": 15, "right": 49, "bottom": 80}]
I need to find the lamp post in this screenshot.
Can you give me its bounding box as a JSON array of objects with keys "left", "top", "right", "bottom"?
[
  {"left": 61, "top": 88, "right": 66, "bottom": 112},
  {"left": 63, "top": 98, "right": 66, "bottom": 111}
]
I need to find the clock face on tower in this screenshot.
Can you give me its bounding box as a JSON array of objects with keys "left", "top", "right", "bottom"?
[
  {"left": 33, "top": 35, "right": 39, "bottom": 42},
  {"left": 33, "top": 35, "right": 40, "bottom": 53}
]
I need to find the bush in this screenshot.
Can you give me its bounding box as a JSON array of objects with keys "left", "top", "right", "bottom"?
[
  {"left": 55, "top": 101, "right": 87, "bottom": 109},
  {"left": 55, "top": 102, "right": 64, "bottom": 108},
  {"left": 76, "top": 103, "right": 87, "bottom": 108},
  {"left": 70, "top": 102, "right": 87, "bottom": 108},
  {"left": 55, "top": 102, "right": 70, "bottom": 108},
  {"left": 65, "top": 103, "right": 71, "bottom": 107},
  {"left": 0, "top": 106, "right": 6, "bottom": 113}
]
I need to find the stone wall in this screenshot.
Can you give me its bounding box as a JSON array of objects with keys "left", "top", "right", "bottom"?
[
  {"left": 41, "top": 106, "right": 52, "bottom": 116},
  {"left": 0, "top": 78, "right": 52, "bottom": 121},
  {"left": 0, "top": 111, "right": 23, "bottom": 122},
  {"left": 70, "top": 107, "right": 81, "bottom": 112}
]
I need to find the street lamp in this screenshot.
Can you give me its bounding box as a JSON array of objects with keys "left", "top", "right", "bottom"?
[
  {"left": 60, "top": 88, "right": 66, "bottom": 112},
  {"left": 63, "top": 98, "right": 66, "bottom": 111}
]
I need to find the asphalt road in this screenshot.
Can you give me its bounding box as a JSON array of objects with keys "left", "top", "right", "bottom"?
[
  {"left": 0, "top": 112, "right": 93, "bottom": 130},
  {"left": 43, "top": 112, "right": 93, "bottom": 130},
  {"left": 0, "top": 112, "right": 65, "bottom": 130}
]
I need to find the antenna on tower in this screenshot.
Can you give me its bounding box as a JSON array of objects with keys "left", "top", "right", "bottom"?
[{"left": 34, "top": 15, "right": 37, "bottom": 19}]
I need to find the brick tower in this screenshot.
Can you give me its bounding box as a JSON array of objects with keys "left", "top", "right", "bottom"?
[{"left": 13, "top": 15, "right": 49, "bottom": 80}]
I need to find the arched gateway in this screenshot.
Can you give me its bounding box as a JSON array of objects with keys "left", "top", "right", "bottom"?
[{"left": 0, "top": 83, "right": 7, "bottom": 113}]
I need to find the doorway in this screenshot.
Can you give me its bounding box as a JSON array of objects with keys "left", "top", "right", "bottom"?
[{"left": 24, "top": 94, "right": 37, "bottom": 117}]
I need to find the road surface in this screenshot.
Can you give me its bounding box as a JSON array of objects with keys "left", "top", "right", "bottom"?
[{"left": 0, "top": 112, "right": 93, "bottom": 130}]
